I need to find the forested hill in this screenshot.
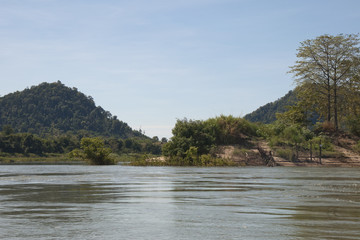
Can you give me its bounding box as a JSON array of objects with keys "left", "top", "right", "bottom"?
[
  {"left": 244, "top": 90, "right": 296, "bottom": 123},
  {"left": 0, "top": 81, "right": 143, "bottom": 138}
]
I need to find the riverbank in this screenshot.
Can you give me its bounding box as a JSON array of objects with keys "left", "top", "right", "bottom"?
[
  {"left": 2, "top": 137, "right": 360, "bottom": 167},
  {"left": 140, "top": 136, "right": 360, "bottom": 167},
  {"left": 257, "top": 141, "right": 360, "bottom": 167},
  {"left": 209, "top": 136, "right": 360, "bottom": 167},
  {"left": 0, "top": 155, "right": 84, "bottom": 165},
  {"left": 0, "top": 153, "right": 145, "bottom": 165}
]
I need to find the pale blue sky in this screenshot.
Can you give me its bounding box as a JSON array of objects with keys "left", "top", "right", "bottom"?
[{"left": 1, "top": 0, "right": 359, "bottom": 139}]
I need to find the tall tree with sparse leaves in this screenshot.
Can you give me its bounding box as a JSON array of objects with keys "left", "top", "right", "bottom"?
[{"left": 289, "top": 34, "right": 360, "bottom": 131}]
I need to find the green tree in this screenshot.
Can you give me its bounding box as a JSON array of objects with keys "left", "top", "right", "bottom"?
[
  {"left": 2, "top": 125, "right": 14, "bottom": 135},
  {"left": 163, "top": 119, "right": 215, "bottom": 158},
  {"left": 70, "top": 137, "right": 113, "bottom": 165},
  {"left": 275, "top": 100, "right": 309, "bottom": 127},
  {"left": 213, "top": 115, "right": 257, "bottom": 144},
  {"left": 289, "top": 34, "right": 360, "bottom": 131},
  {"left": 282, "top": 125, "right": 305, "bottom": 160},
  {"left": 21, "top": 134, "right": 44, "bottom": 154},
  {"left": 162, "top": 116, "right": 258, "bottom": 161}
]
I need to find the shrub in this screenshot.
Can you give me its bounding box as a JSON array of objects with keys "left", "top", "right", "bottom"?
[
  {"left": 69, "top": 137, "right": 114, "bottom": 165},
  {"left": 353, "top": 141, "right": 360, "bottom": 153},
  {"left": 213, "top": 115, "right": 258, "bottom": 144},
  {"left": 312, "top": 136, "right": 332, "bottom": 151},
  {"left": 345, "top": 117, "right": 360, "bottom": 136},
  {"left": 314, "top": 121, "right": 336, "bottom": 134},
  {"left": 276, "top": 148, "right": 295, "bottom": 161}
]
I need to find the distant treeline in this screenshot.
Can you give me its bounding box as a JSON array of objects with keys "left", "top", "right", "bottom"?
[{"left": 0, "top": 126, "right": 162, "bottom": 156}]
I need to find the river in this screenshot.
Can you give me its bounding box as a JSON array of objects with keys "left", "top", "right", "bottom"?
[{"left": 0, "top": 166, "right": 359, "bottom": 239}]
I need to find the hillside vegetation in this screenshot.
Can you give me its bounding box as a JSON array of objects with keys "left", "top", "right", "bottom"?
[
  {"left": 0, "top": 82, "right": 162, "bottom": 163},
  {"left": 244, "top": 90, "right": 296, "bottom": 124},
  {"left": 0, "top": 81, "right": 141, "bottom": 138}
]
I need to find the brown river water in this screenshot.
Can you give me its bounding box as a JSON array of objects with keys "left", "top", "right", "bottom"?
[{"left": 0, "top": 165, "right": 359, "bottom": 239}]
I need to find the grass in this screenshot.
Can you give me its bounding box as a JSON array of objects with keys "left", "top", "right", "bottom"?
[
  {"left": 321, "top": 150, "right": 344, "bottom": 158},
  {"left": 0, "top": 153, "right": 84, "bottom": 164},
  {"left": 353, "top": 141, "right": 360, "bottom": 153},
  {"left": 125, "top": 152, "right": 241, "bottom": 167},
  {"left": 233, "top": 148, "right": 251, "bottom": 156},
  {"left": 0, "top": 152, "right": 165, "bottom": 165},
  {"left": 112, "top": 153, "right": 145, "bottom": 164}
]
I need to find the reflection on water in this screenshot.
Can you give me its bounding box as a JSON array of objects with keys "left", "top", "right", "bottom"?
[{"left": 0, "top": 166, "right": 359, "bottom": 240}]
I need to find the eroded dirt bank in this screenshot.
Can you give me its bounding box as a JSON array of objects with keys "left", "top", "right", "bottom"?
[{"left": 214, "top": 136, "right": 360, "bottom": 167}]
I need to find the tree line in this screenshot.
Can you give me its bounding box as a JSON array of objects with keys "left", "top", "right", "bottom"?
[{"left": 0, "top": 125, "right": 161, "bottom": 156}]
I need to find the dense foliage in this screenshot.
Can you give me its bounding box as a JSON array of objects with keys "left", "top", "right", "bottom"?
[
  {"left": 257, "top": 118, "right": 342, "bottom": 162},
  {"left": 70, "top": 137, "right": 114, "bottom": 165},
  {"left": 0, "top": 81, "right": 142, "bottom": 138},
  {"left": 0, "top": 126, "right": 161, "bottom": 157},
  {"left": 162, "top": 115, "right": 258, "bottom": 165},
  {"left": 0, "top": 131, "right": 79, "bottom": 155},
  {"left": 244, "top": 90, "right": 296, "bottom": 124}
]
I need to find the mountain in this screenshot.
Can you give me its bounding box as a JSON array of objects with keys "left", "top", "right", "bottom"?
[
  {"left": 244, "top": 90, "right": 296, "bottom": 123},
  {"left": 0, "top": 81, "right": 143, "bottom": 138}
]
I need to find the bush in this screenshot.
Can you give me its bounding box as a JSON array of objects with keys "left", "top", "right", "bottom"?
[
  {"left": 269, "top": 136, "right": 281, "bottom": 148},
  {"left": 163, "top": 116, "right": 258, "bottom": 161},
  {"left": 314, "top": 121, "right": 336, "bottom": 134},
  {"left": 213, "top": 115, "right": 258, "bottom": 144},
  {"left": 276, "top": 148, "right": 295, "bottom": 161},
  {"left": 199, "top": 154, "right": 236, "bottom": 166},
  {"left": 312, "top": 136, "right": 333, "bottom": 151},
  {"left": 70, "top": 137, "right": 114, "bottom": 165},
  {"left": 345, "top": 117, "right": 360, "bottom": 136},
  {"left": 353, "top": 141, "right": 360, "bottom": 153}
]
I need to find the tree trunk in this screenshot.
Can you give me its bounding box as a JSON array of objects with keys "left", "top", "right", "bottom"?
[
  {"left": 319, "top": 139, "right": 322, "bottom": 165},
  {"left": 333, "top": 82, "right": 339, "bottom": 131},
  {"left": 327, "top": 78, "right": 331, "bottom": 122}
]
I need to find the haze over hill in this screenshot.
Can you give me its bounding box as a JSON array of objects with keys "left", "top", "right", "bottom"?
[{"left": 0, "top": 81, "right": 144, "bottom": 139}]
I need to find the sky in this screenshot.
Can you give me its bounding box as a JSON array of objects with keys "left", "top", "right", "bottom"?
[{"left": 1, "top": 0, "right": 360, "bottom": 139}]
